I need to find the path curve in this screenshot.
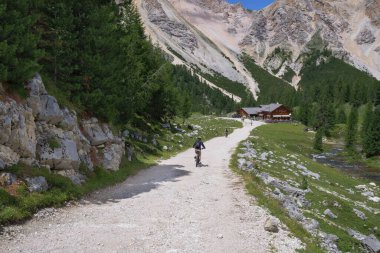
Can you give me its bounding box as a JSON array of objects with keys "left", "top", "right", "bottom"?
[{"left": 1, "top": 121, "right": 303, "bottom": 253}]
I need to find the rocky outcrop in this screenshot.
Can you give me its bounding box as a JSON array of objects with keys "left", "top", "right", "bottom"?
[
  {"left": 36, "top": 125, "right": 81, "bottom": 170},
  {"left": 0, "top": 101, "right": 37, "bottom": 159},
  {"left": 0, "top": 145, "right": 20, "bottom": 168},
  {"left": 356, "top": 28, "right": 376, "bottom": 45},
  {"left": 138, "top": 0, "right": 380, "bottom": 88},
  {"left": 81, "top": 118, "right": 114, "bottom": 146},
  {"left": 144, "top": 0, "right": 198, "bottom": 51},
  {"left": 103, "top": 143, "right": 125, "bottom": 171},
  {"left": 0, "top": 74, "right": 126, "bottom": 184},
  {"left": 26, "top": 176, "right": 48, "bottom": 192}
]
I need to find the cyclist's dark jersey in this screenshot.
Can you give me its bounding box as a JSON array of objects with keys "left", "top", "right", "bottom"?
[{"left": 193, "top": 140, "right": 205, "bottom": 149}]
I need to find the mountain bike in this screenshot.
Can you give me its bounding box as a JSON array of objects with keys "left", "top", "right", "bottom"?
[{"left": 194, "top": 149, "right": 203, "bottom": 167}]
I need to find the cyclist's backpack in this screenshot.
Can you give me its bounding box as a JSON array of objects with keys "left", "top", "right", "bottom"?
[{"left": 194, "top": 141, "right": 201, "bottom": 149}]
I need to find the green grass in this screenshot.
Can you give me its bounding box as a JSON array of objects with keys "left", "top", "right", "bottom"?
[
  {"left": 231, "top": 123, "right": 380, "bottom": 252},
  {"left": 0, "top": 115, "right": 242, "bottom": 225}
]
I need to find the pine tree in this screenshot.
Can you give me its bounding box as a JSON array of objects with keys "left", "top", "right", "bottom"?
[
  {"left": 181, "top": 96, "right": 192, "bottom": 124},
  {"left": 345, "top": 106, "right": 358, "bottom": 150},
  {"left": 361, "top": 103, "right": 373, "bottom": 141},
  {"left": 336, "top": 107, "right": 347, "bottom": 124},
  {"left": 363, "top": 107, "right": 380, "bottom": 157},
  {"left": 314, "top": 128, "right": 323, "bottom": 151},
  {"left": 0, "top": 1, "right": 43, "bottom": 86}
]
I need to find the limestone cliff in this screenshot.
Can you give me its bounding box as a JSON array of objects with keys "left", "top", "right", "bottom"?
[
  {"left": 0, "top": 75, "right": 125, "bottom": 186},
  {"left": 135, "top": 0, "right": 380, "bottom": 93}
]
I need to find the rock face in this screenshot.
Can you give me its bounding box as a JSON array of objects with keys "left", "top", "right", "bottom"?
[
  {"left": 136, "top": 0, "right": 380, "bottom": 93},
  {"left": 26, "top": 176, "right": 49, "bottom": 192},
  {"left": 0, "top": 74, "right": 126, "bottom": 184}
]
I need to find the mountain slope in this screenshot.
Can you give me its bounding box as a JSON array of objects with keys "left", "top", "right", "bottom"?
[{"left": 135, "top": 0, "right": 380, "bottom": 97}]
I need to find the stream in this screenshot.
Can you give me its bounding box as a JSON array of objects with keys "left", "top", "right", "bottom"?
[{"left": 311, "top": 148, "right": 380, "bottom": 182}]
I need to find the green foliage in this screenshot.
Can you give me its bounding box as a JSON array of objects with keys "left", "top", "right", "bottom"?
[
  {"left": 300, "top": 176, "right": 308, "bottom": 190},
  {"left": 336, "top": 107, "right": 347, "bottom": 124},
  {"left": 201, "top": 70, "right": 255, "bottom": 105},
  {"left": 0, "top": 0, "right": 44, "bottom": 86},
  {"left": 242, "top": 55, "right": 297, "bottom": 107},
  {"left": 298, "top": 51, "right": 379, "bottom": 107},
  {"left": 363, "top": 106, "right": 380, "bottom": 157},
  {"left": 314, "top": 128, "right": 323, "bottom": 151},
  {"left": 48, "top": 137, "right": 60, "bottom": 149},
  {"left": 0, "top": 189, "right": 16, "bottom": 208},
  {"left": 282, "top": 66, "right": 296, "bottom": 83},
  {"left": 345, "top": 106, "right": 358, "bottom": 149}
]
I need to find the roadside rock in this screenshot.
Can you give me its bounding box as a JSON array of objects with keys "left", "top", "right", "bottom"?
[
  {"left": 353, "top": 208, "right": 367, "bottom": 220},
  {"left": 26, "top": 74, "right": 47, "bottom": 116},
  {"left": 302, "top": 218, "right": 319, "bottom": 234},
  {"left": 324, "top": 209, "right": 337, "bottom": 219},
  {"left": 26, "top": 176, "right": 48, "bottom": 192},
  {"left": 319, "top": 232, "right": 341, "bottom": 253},
  {"left": 38, "top": 95, "right": 64, "bottom": 125},
  {"left": 361, "top": 234, "right": 380, "bottom": 253},
  {"left": 0, "top": 172, "right": 17, "bottom": 186},
  {"left": 264, "top": 217, "right": 279, "bottom": 233},
  {"left": 0, "top": 145, "right": 20, "bottom": 167},
  {"left": 37, "top": 128, "right": 80, "bottom": 170},
  {"left": 60, "top": 108, "right": 77, "bottom": 131},
  {"left": 0, "top": 100, "right": 37, "bottom": 158},
  {"left": 81, "top": 118, "right": 114, "bottom": 146},
  {"left": 102, "top": 143, "right": 125, "bottom": 171},
  {"left": 56, "top": 170, "right": 87, "bottom": 185}
]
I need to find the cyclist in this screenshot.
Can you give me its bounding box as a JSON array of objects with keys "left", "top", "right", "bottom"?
[
  {"left": 193, "top": 137, "right": 206, "bottom": 164},
  {"left": 225, "top": 128, "right": 229, "bottom": 137}
]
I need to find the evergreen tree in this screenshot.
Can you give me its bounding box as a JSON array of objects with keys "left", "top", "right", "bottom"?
[
  {"left": 336, "top": 107, "right": 347, "bottom": 124},
  {"left": 363, "top": 107, "right": 380, "bottom": 157},
  {"left": 361, "top": 103, "right": 373, "bottom": 141},
  {"left": 314, "top": 128, "right": 323, "bottom": 151},
  {"left": 0, "top": 0, "right": 43, "bottom": 86},
  {"left": 345, "top": 106, "right": 358, "bottom": 150}
]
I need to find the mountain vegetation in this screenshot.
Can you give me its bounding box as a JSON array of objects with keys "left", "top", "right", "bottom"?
[{"left": 0, "top": 0, "right": 238, "bottom": 126}]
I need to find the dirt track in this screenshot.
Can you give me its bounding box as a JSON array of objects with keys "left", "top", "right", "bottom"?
[{"left": 1, "top": 121, "right": 303, "bottom": 252}]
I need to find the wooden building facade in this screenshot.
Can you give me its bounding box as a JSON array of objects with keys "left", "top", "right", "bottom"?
[{"left": 239, "top": 104, "right": 291, "bottom": 121}]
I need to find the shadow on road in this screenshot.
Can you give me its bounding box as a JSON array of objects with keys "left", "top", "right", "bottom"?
[{"left": 86, "top": 164, "right": 189, "bottom": 204}]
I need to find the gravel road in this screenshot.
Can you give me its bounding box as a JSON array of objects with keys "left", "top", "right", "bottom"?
[{"left": 1, "top": 121, "right": 303, "bottom": 252}]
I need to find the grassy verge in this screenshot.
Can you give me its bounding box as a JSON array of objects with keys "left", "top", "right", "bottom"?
[
  {"left": 230, "top": 123, "right": 379, "bottom": 252},
  {"left": 0, "top": 115, "right": 242, "bottom": 225}
]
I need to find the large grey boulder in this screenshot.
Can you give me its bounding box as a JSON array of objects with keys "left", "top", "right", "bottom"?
[
  {"left": 26, "top": 74, "right": 64, "bottom": 125},
  {"left": 361, "top": 234, "right": 380, "bottom": 253},
  {"left": 103, "top": 143, "right": 125, "bottom": 171},
  {"left": 353, "top": 208, "right": 367, "bottom": 220},
  {"left": 0, "top": 100, "right": 37, "bottom": 158},
  {"left": 0, "top": 172, "right": 17, "bottom": 186},
  {"left": 26, "top": 176, "right": 48, "bottom": 192},
  {"left": 25, "top": 74, "right": 47, "bottom": 117},
  {"left": 324, "top": 209, "right": 338, "bottom": 219},
  {"left": 0, "top": 145, "right": 20, "bottom": 168},
  {"left": 81, "top": 118, "right": 114, "bottom": 146},
  {"left": 38, "top": 95, "right": 64, "bottom": 124},
  {"left": 60, "top": 108, "right": 77, "bottom": 131},
  {"left": 37, "top": 126, "right": 80, "bottom": 170},
  {"left": 56, "top": 169, "right": 87, "bottom": 185},
  {"left": 264, "top": 218, "right": 279, "bottom": 233}
]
